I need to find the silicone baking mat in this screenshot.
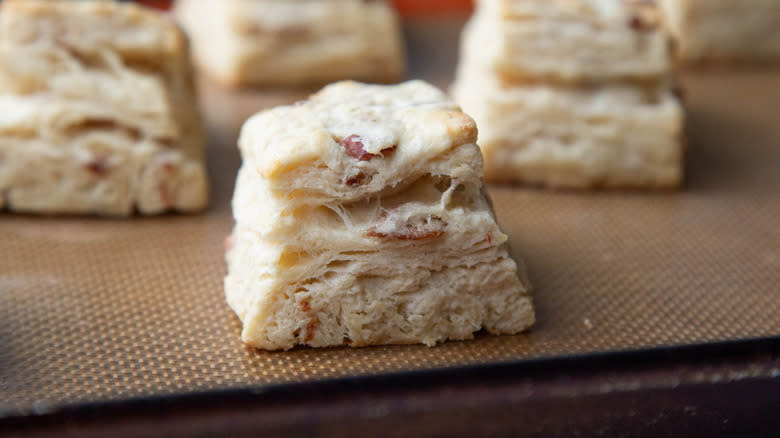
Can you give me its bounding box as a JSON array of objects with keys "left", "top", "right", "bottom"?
[{"left": 1, "top": 18, "right": 779, "bottom": 417}]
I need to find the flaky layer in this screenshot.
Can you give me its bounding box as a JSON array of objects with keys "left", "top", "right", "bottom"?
[
  {"left": 237, "top": 80, "right": 479, "bottom": 204},
  {"left": 232, "top": 161, "right": 506, "bottom": 260},
  {"left": 175, "top": 0, "right": 404, "bottom": 86},
  {"left": 232, "top": 142, "right": 487, "bottom": 235},
  {"left": 472, "top": 0, "right": 670, "bottom": 83},
  {"left": 1, "top": 0, "right": 183, "bottom": 60},
  {"left": 0, "top": 132, "right": 207, "bottom": 216},
  {"left": 452, "top": 65, "right": 684, "bottom": 188},
  {"left": 225, "top": 226, "right": 532, "bottom": 350}
]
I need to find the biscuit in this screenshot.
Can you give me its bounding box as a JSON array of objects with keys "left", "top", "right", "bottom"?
[
  {"left": 175, "top": 0, "right": 405, "bottom": 87},
  {"left": 226, "top": 80, "right": 534, "bottom": 350},
  {"left": 660, "top": 0, "right": 780, "bottom": 63},
  {"left": 0, "top": 0, "right": 207, "bottom": 216},
  {"left": 452, "top": 0, "right": 683, "bottom": 189}
]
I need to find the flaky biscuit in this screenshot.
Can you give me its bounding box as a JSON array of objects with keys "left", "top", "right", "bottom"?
[
  {"left": 227, "top": 81, "right": 534, "bottom": 350},
  {"left": 175, "top": 0, "right": 405, "bottom": 87},
  {"left": 0, "top": 0, "right": 207, "bottom": 216}
]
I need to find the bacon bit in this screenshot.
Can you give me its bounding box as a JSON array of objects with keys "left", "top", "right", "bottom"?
[
  {"left": 156, "top": 157, "right": 179, "bottom": 208},
  {"left": 84, "top": 157, "right": 109, "bottom": 176},
  {"left": 628, "top": 15, "right": 654, "bottom": 31},
  {"left": 487, "top": 232, "right": 492, "bottom": 244},
  {"left": 158, "top": 183, "right": 174, "bottom": 208},
  {"left": 301, "top": 301, "right": 311, "bottom": 312},
  {"left": 304, "top": 317, "right": 319, "bottom": 342},
  {"left": 367, "top": 215, "right": 447, "bottom": 241},
  {"left": 156, "top": 152, "right": 179, "bottom": 173},
  {"left": 224, "top": 235, "right": 234, "bottom": 251},
  {"left": 162, "top": 161, "right": 177, "bottom": 172},
  {"left": 339, "top": 135, "right": 396, "bottom": 161},
  {"left": 340, "top": 135, "right": 373, "bottom": 161},
  {"left": 345, "top": 171, "right": 371, "bottom": 187}
]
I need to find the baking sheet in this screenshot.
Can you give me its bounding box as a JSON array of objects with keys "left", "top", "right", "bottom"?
[{"left": 2, "top": 17, "right": 779, "bottom": 416}]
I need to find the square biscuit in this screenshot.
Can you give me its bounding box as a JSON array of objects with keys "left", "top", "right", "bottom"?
[
  {"left": 175, "top": 0, "right": 405, "bottom": 87},
  {"left": 226, "top": 80, "right": 534, "bottom": 350}
]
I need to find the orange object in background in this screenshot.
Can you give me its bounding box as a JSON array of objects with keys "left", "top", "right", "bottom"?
[{"left": 393, "top": 0, "right": 474, "bottom": 16}]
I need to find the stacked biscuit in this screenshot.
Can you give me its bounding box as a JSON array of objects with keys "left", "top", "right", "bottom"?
[
  {"left": 175, "top": 0, "right": 405, "bottom": 87},
  {"left": 0, "top": 0, "right": 207, "bottom": 216},
  {"left": 225, "top": 80, "right": 534, "bottom": 350},
  {"left": 453, "top": 0, "right": 685, "bottom": 189}
]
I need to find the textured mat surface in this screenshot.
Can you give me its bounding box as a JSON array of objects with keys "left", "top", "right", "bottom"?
[{"left": 2, "top": 19, "right": 780, "bottom": 417}]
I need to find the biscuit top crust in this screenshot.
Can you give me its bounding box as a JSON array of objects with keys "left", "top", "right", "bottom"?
[
  {"left": 0, "top": 0, "right": 183, "bottom": 58},
  {"left": 238, "top": 80, "right": 479, "bottom": 181}
]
